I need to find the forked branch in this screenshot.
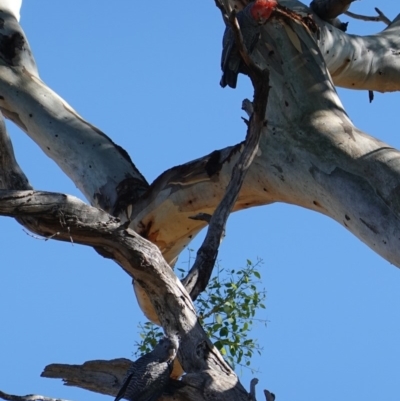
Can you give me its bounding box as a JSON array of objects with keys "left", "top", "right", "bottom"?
[{"left": 345, "top": 8, "right": 391, "bottom": 25}]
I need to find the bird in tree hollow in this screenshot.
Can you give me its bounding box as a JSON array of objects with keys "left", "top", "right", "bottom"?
[
  {"left": 114, "top": 336, "right": 179, "bottom": 401},
  {"left": 220, "top": 0, "right": 277, "bottom": 89}
]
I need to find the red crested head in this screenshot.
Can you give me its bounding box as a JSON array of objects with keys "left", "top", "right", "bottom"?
[{"left": 250, "top": 0, "right": 278, "bottom": 24}]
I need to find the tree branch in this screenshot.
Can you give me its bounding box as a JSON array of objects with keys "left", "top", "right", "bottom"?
[
  {"left": 0, "top": 109, "right": 31, "bottom": 190},
  {"left": 41, "top": 359, "right": 131, "bottom": 397},
  {"left": 125, "top": 1, "right": 400, "bottom": 325},
  {"left": 0, "top": 391, "right": 72, "bottom": 401},
  {"left": 181, "top": 7, "right": 270, "bottom": 300},
  {"left": 40, "top": 359, "right": 251, "bottom": 401},
  {"left": 345, "top": 8, "right": 391, "bottom": 25},
  {"left": 0, "top": 9, "right": 148, "bottom": 214},
  {"left": 0, "top": 189, "right": 249, "bottom": 400}
]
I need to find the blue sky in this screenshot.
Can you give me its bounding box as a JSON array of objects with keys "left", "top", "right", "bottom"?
[{"left": 1, "top": 1, "right": 400, "bottom": 401}]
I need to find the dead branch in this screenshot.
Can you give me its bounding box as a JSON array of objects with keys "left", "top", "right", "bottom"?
[
  {"left": 40, "top": 358, "right": 249, "bottom": 401},
  {"left": 0, "top": 189, "right": 250, "bottom": 400},
  {"left": 345, "top": 8, "right": 391, "bottom": 25},
  {"left": 0, "top": 391, "right": 71, "bottom": 401},
  {"left": 181, "top": 6, "right": 270, "bottom": 300},
  {"left": 41, "top": 359, "right": 131, "bottom": 397}
]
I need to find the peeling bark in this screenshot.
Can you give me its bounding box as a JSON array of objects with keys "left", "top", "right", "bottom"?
[{"left": 1, "top": 1, "right": 400, "bottom": 400}]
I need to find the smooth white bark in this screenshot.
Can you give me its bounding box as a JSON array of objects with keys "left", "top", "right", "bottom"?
[
  {"left": 0, "top": 67, "right": 148, "bottom": 211},
  {"left": 280, "top": 0, "right": 400, "bottom": 91}
]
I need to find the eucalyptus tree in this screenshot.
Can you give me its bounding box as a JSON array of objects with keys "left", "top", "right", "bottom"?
[{"left": 0, "top": 1, "right": 399, "bottom": 400}]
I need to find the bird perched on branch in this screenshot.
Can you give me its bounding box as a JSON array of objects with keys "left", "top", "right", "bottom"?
[
  {"left": 220, "top": 0, "right": 277, "bottom": 89},
  {"left": 114, "top": 336, "right": 179, "bottom": 401}
]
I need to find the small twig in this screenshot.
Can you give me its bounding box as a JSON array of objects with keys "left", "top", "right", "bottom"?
[
  {"left": 0, "top": 390, "right": 72, "bottom": 401},
  {"left": 22, "top": 228, "right": 60, "bottom": 241},
  {"left": 58, "top": 212, "right": 74, "bottom": 244},
  {"left": 344, "top": 8, "right": 391, "bottom": 25},
  {"left": 21, "top": 213, "right": 74, "bottom": 244},
  {"left": 375, "top": 7, "right": 392, "bottom": 25}
]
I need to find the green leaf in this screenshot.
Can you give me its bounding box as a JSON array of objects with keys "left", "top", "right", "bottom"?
[
  {"left": 253, "top": 270, "right": 261, "bottom": 279},
  {"left": 212, "top": 323, "right": 222, "bottom": 331},
  {"left": 220, "top": 327, "right": 229, "bottom": 337}
]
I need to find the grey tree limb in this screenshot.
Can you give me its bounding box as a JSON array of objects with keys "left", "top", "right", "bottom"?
[
  {"left": 181, "top": 6, "right": 270, "bottom": 300},
  {"left": 42, "top": 358, "right": 131, "bottom": 397},
  {"left": 0, "top": 109, "right": 31, "bottom": 190},
  {"left": 41, "top": 359, "right": 251, "bottom": 401},
  {"left": 0, "top": 8, "right": 148, "bottom": 213},
  {"left": 374, "top": 7, "right": 392, "bottom": 25},
  {"left": 345, "top": 8, "right": 392, "bottom": 25},
  {"left": 6, "top": 359, "right": 273, "bottom": 401},
  {"left": 0, "top": 390, "right": 71, "bottom": 401},
  {"left": 0, "top": 189, "right": 247, "bottom": 401},
  {"left": 1, "top": 358, "right": 177, "bottom": 401}
]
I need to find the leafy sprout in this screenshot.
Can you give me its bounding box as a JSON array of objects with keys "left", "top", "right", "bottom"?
[{"left": 135, "top": 254, "right": 268, "bottom": 372}]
